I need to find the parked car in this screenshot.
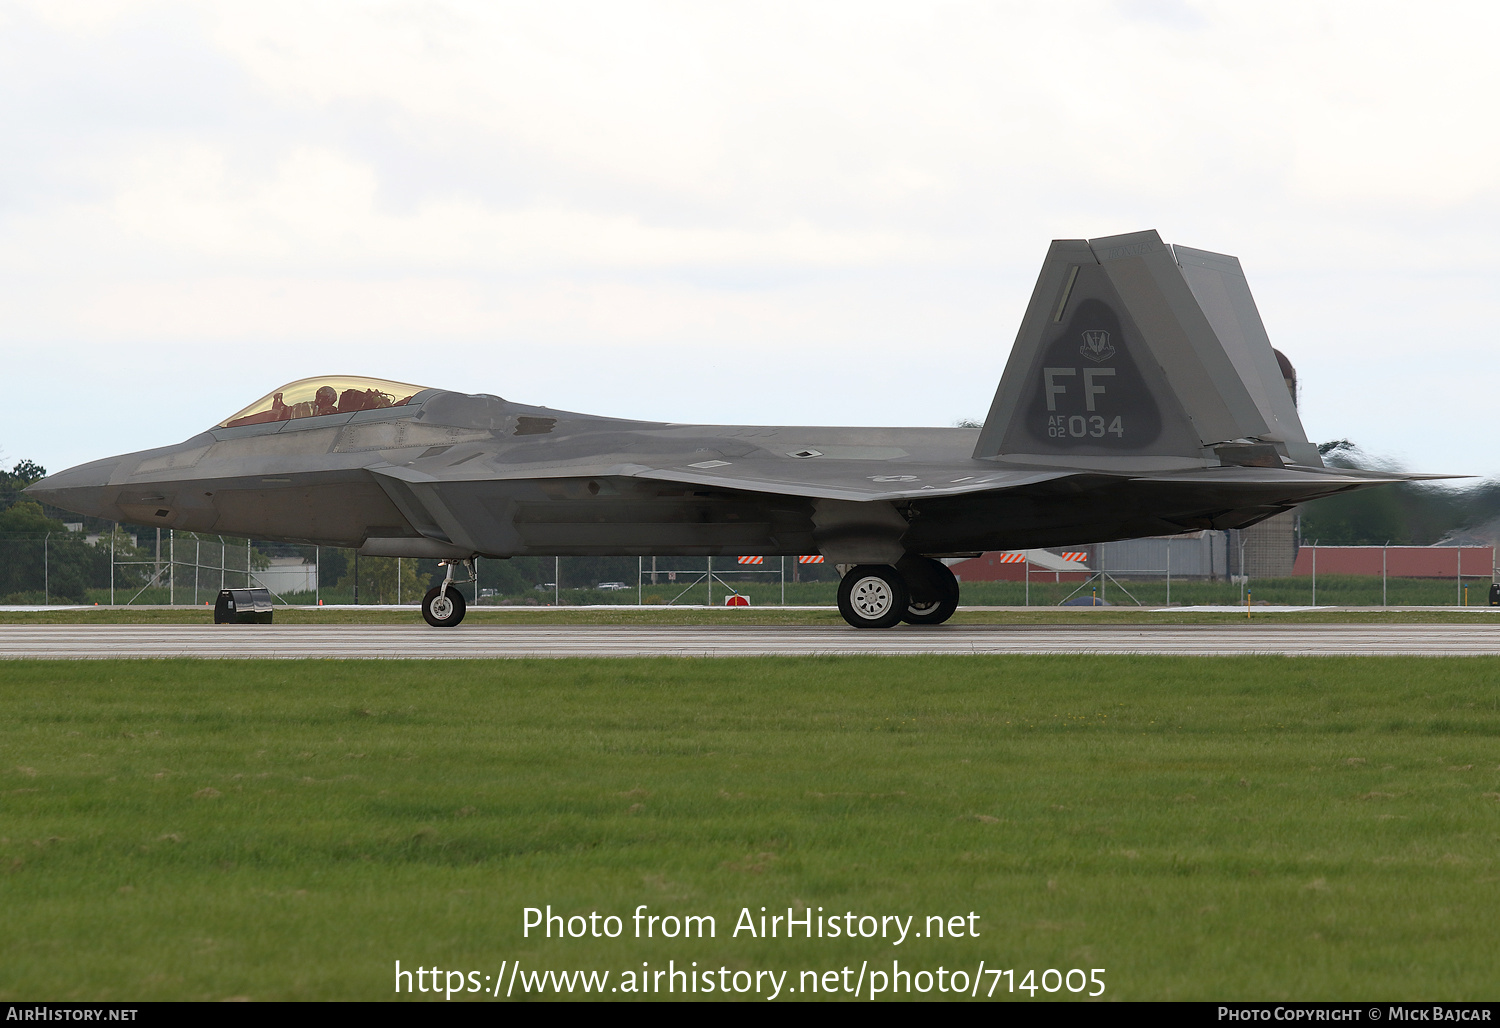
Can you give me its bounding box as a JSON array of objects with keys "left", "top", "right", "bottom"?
[{"left": 597, "top": 582, "right": 629, "bottom": 591}]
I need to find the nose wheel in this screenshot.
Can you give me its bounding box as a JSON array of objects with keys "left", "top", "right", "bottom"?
[
  {"left": 835, "top": 556, "right": 961, "bottom": 629},
  {"left": 422, "top": 586, "right": 466, "bottom": 627}
]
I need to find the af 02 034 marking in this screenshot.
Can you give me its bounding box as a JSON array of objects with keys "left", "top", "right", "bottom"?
[
  {"left": 1041, "top": 365, "right": 1124, "bottom": 439},
  {"left": 1047, "top": 414, "right": 1123, "bottom": 439}
]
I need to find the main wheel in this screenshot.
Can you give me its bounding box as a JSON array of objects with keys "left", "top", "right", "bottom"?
[
  {"left": 836, "top": 564, "right": 909, "bottom": 629},
  {"left": 897, "top": 555, "right": 960, "bottom": 626},
  {"left": 422, "top": 586, "right": 467, "bottom": 628}
]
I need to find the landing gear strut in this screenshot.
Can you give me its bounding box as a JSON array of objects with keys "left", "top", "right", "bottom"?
[
  {"left": 834, "top": 556, "right": 961, "bottom": 629},
  {"left": 422, "top": 558, "right": 473, "bottom": 628}
]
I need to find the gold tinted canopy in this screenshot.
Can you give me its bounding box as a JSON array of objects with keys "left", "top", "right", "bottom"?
[{"left": 221, "top": 376, "right": 432, "bottom": 428}]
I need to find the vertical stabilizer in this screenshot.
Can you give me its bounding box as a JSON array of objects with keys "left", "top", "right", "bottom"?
[
  {"left": 1172, "top": 245, "right": 1319, "bottom": 465},
  {"left": 974, "top": 231, "right": 1320, "bottom": 468}
]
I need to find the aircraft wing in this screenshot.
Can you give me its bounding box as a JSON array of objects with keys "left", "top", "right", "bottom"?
[
  {"left": 373, "top": 453, "right": 1077, "bottom": 502},
  {"left": 376, "top": 447, "right": 1433, "bottom": 505},
  {"left": 625, "top": 459, "right": 1435, "bottom": 501},
  {"left": 623, "top": 459, "right": 1077, "bottom": 501}
]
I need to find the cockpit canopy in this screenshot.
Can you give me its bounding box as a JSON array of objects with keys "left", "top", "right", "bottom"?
[{"left": 220, "top": 376, "right": 433, "bottom": 429}]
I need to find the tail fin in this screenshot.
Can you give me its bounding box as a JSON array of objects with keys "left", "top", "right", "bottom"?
[{"left": 973, "top": 230, "right": 1321, "bottom": 468}]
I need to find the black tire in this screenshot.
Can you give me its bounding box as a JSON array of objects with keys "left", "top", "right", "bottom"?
[
  {"left": 836, "top": 564, "right": 909, "bottom": 629},
  {"left": 897, "top": 554, "right": 960, "bottom": 626},
  {"left": 422, "top": 585, "right": 467, "bottom": 628}
]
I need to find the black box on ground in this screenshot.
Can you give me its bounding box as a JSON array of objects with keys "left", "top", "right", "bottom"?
[{"left": 214, "top": 588, "right": 274, "bottom": 624}]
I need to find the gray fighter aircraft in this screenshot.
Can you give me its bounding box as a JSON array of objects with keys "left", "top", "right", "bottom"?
[{"left": 29, "top": 230, "right": 1432, "bottom": 628}]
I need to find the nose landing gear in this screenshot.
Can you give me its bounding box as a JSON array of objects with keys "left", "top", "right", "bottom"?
[
  {"left": 834, "top": 555, "right": 960, "bottom": 629},
  {"left": 422, "top": 558, "right": 474, "bottom": 628}
]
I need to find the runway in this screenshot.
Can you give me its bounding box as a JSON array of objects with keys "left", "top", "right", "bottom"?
[{"left": 2, "top": 623, "right": 1500, "bottom": 658}]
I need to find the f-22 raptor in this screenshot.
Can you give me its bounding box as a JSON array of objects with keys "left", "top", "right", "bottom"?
[{"left": 30, "top": 230, "right": 1430, "bottom": 628}]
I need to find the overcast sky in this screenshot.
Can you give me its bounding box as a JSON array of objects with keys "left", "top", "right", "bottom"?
[{"left": 3, "top": 0, "right": 1497, "bottom": 479}]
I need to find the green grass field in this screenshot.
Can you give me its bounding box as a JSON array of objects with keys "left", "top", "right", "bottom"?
[{"left": 3, "top": 656, "right": 1499, "bottom": 1001}]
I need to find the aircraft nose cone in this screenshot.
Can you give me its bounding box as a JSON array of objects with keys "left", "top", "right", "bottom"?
[{"left": 24, "top": 457, "right": 122, "bottom": 518}]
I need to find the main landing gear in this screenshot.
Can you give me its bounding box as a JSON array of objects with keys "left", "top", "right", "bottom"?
[
  {"left": 835, "top": 555, "right": 960, "bottom": 630},
  {"left": 422, "top": 558, "right": 473, "bottom": 628}
]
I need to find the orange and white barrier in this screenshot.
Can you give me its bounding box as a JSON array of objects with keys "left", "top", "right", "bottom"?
[
  {"left": 949, "top": 550, "right": 1091, "bottom": 582},
  {"left": 997, "top": 550, "right": 1088, "bottom": 564}
]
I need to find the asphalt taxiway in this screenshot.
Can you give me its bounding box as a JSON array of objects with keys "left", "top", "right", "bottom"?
[{"left": 2, "top": 623, "right": 1499, "bottom": 658}]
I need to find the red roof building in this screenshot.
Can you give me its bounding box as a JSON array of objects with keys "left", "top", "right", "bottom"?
[{"left": 1292, "top": 546, "right": 1493, "bottom": 578}]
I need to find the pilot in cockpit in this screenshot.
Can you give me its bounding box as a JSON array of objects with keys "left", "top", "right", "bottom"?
[{"left": 315, "top": 385, "right": 340, "bottom": 416}]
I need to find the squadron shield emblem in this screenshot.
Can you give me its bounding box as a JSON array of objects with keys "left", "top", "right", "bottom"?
[{"left": 1080, "top": 329, "right": 1115, "bottom": 362}]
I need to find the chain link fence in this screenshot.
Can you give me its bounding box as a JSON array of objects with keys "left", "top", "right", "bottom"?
[{"left": 1, "top": 525, "right": 1495, "bottom": 607}]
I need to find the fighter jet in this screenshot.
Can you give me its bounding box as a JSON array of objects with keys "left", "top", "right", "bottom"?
[{"left": 29, "top": 230, "right": 1433, "bottom": 629}]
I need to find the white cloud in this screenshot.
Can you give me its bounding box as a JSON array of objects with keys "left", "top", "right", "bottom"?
[
  {"left": 94, "top": 142, "right": 926, "bottom": 270},
  {"left": 6, "top": 0, "right": 160, "bottom": 33},
  {"left": 3, "top": 0, "right": 1500, "bottom": 475}
]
